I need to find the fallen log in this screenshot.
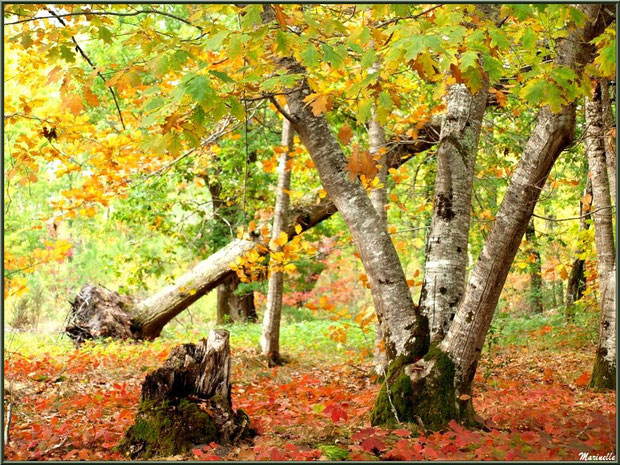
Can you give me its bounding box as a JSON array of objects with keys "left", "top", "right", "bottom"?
[
  {"left": 118, "top": 329, "right": 252, "bottom": 459},
  {"left": 65, "top": 126, "right": 439, "bottom": 342}
]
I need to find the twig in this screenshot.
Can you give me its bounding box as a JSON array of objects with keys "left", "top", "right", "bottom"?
[
  {"left": 46, "top": 8, "right": 125, "bottom": 130},
  {"left": 269, "top": 96, "right": 297, "bottom": 124},
  {"left": 379, "top": 364, "right": 402, "bottom": 425},
  {"left": 533, "top": 206, "right": 614, "bottom": 222},
  {"left": 38, "top": 437, "right": 69, "bottom": 458}
]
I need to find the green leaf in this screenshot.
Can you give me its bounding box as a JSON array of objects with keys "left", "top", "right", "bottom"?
[
  {"left": 356, "top": 98, "right": 374, "bottom": 124},
  {"left": 463, "top": 67, "right": 484, "bottom": 93},
  {"left": 184, "top": 75, "right": 213, "bottom": 103},
  {"left": 210, "top": 70, "right": 234, "bottom": 84},
  {"left": 520, "top": 78, "right": 547, "bottom": 105},
  {"left": 460, "top": 51, "right": 479, "bottom": 71},
  {"left": 98, "top": 26, "right": 113, "bottom": 44},
  {"left": 300, "top": 44, "right": 320, "bottom": 68},
  {"left": 276, "top": 29, "right": 288, "bottom": 54},
  {"left": 322, "top": 43, "right": 344, "bottom": 68},
  {"left": 241, "top": 4, "right": 263, "bottom": 29},
  {"left": 59, "top": 45, "right": 75, "bottom": 63},
  {"left": 404, "top": 35, "right": 424, "bottom": 61},
  {"left": 521, "top": 28, "right": 537, "bottom": 50},
  {"left": 482, "top": 55, "right": 504, "bottom": 81},
  {"left": 489, "top": 29, "right": 510, "bottom": 50}
]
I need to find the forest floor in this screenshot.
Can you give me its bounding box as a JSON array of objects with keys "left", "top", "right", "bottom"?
[{"left": 3, "top": 316, "right": 616, "bottom": 461}]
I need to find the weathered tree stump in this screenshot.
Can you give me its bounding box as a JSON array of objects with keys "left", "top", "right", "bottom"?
[
  {"left": 65, "top": 285, "right": 136, "bottom": 343},
  {"left": 118, "top": 330, "right": 252, "bottom": 459}
]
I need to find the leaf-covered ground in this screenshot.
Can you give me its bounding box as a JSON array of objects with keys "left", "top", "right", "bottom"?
[{"left": 3, "top": 319, "right": 615, "bottom": 461}]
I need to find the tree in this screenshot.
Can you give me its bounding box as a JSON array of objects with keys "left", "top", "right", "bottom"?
[
  {"left": 370, "top": 4, "right": 611, "bottom": 428},
  {"left": 585, "top": 80, "right": 616, "bottom": 390},
  {"left": 260, "top": 113, "right": 295, "bottom": 365}
]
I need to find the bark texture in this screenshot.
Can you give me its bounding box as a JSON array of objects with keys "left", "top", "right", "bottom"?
[
  {"left": 526, "top": 221, "right": 543, "bottom": 314},
  {"left": 585, "top": 81, "right": 617, "bottom": 390},
  {"left": 65, "top": 125, "right": 438, "bottom": 342},
  {"left": 600, "top": 77, "right": 616, "bottom": 206},
  {"left": 371, "top": 4, "right": 610, "bottom": 428},
  {"left": 119, "top": 330, "right": 251, "bottom": 458},
  {"left": 281, "top": 55, "right": 428, "bottom": 362},
  {"left": 261, "top": 115, "right": 294, "bottom": 365},
  {"left": 420, "top": 82, "right": 489, "bottom": 342},
  {"left": 368, "top": 62, "right": 390, "bottom": 375}
]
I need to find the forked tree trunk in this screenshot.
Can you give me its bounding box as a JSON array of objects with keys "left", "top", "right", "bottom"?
[
  {"left": 261, "top": 114, "right": 294, "bottom": 365},
  {"left": 420, "top": 81, "right": 489, "bottom": 342},
  {"left": 585, "top": 81, "right": 616, "bottom": 390},
  {"left": 371, "top": 4, "right": 609, "bottom": 428},
  {"left": 118, "top": 329, "right": 251, "bottom": 458},
  {"left": 565, "top": 177, "right": 592, "bottom": 316},
  {"left": 280, "top": 55, "right": 429, "bottom": 363},
  {"left": 526, "top": 221, "right": 543, "bottom": 314},
  {"left": 65, "top": 126, "right": 439, "bottom": 342}
]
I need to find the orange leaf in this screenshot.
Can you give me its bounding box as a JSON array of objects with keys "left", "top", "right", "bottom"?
[
  {"left": 575, "top": 372, "right": 590, "bottom": 387},
  {"left": 338, "top": 124, "right": 353, "bottom": 145}
]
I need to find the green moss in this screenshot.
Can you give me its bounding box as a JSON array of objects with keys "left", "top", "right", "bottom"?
[
  {"left": 590, "top": 357, "right": 616, "bottom": 390},
  {"left": 118, "top": 399, "right": 218, "bottom": 459},
  {"left": 371, "top": 345, "right": 461, "bottom": 430}
]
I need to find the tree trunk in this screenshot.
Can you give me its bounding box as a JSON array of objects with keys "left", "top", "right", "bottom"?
[
  {"left": 368, "top": 61, "right": 390, "bottom": 375},
  {"left": 260, "top": 114, "right": 294, "bottom": 365},
  {"left": 565, "top": 177, "right": 592, "bottom": 316},
  {"left": 585, "top": 80, "right": 616, "bottom": 390},
  {"left": 526, "top": 221, "right": 543, "bottom": 314},
  {"left": 65, "top": 125, "right": 439, "bottom": 342},
  {"left": 281, "top": 55, "right": 428, "bottom": 363},
  {"left": 420, "top": 82, "right": 489, "bottom": 343},
  {"left": 118, "top": 329, "right": 252, "bottom": 458},
  {"left": 600, "top": 77, "right": 616, "bottom": 206},
  {"left": 371, "top": 4, "right": 609, "bottom": 428}
]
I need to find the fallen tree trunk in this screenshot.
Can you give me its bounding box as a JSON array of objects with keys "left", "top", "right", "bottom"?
[
  {"left": 118, "top": 329, "right": 251, "bottom": 459},
  {"left": 65, "top": 125, "right": 439, "bottom": 342}
]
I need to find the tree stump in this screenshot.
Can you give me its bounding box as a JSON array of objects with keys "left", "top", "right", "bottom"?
[
  {"left": 65, "top": 285, "right": 136, "bottom": 343},
  {"left": 118, "top": 330, "right": 252, "bottom": 459}
]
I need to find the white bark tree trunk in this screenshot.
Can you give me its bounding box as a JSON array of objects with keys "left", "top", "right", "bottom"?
[
  {"left": 586, "top": 81, "right": 616, "bottom": 389},
  {"left": 260, "top": 114, "right": 294, "bottom": 365},
  {"left": 420, "top": 83, "right": 489, "bottom": 342},
  {"left": 600, "top": 77, "right": 616, "bottom": 207}
]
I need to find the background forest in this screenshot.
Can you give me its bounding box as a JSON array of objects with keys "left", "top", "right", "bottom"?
[{"left": 3, "top": 2, "right": 617, "bottom": 462}]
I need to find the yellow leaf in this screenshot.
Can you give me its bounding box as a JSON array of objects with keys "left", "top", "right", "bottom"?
[
  {"left": 274, "top": 232, "right": 288, "bottom": 247},
  {"left": 295, "top": 224, "right": 302, "bottom": 235}
]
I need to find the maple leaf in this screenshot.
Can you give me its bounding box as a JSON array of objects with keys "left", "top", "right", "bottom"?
[
  {"left": 303, "top": 93, "right": 332, "bottom": 116},
  {"left": 574, "top": 372, "right": 590, "bottom": 387},
  {"left": 360, "top": 436, "right": 386, "bottom": 453},
  {"left": 346, "top": 146, "right": 378, "bottom": 181},
  {"left": 338, "top": 124, "right": 353, "bottom": 145}
]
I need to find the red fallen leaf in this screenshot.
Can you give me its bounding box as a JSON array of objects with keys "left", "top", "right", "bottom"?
[
  {"left": 360, "top": 436, "right": 386, "bottom": 453},
  {"left": 192, "top": 449, "right": 205, "bottom": 457},
  {"left": 270, "top": 447, "right": 287, "bottom": 461},
  {"left": 574, "top": 372, "right": 590, "bottom": 387},
  {"left": 323, "top": 402, "right": 348, "bottom": 422},
  {"left": 391, "top": 428, "right": 411, "bottom": 437},
  {"left": 352, "top": 427, "right": 377, "bottom": 441},
  {"left": 78, "top": 449, "right": 90, "bottom": 460},
  {"left": 284, "top": 443, "right": 299, "bottom": 453}
]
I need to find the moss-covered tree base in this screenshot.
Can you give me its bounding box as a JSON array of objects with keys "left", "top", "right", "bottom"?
[
  {"left": 371, "top": 346, "right": 476, "bottom": 431},
  {"left": 590, "top": 357, "right": 616, "bottom": 390},
  {"left": 118, "top": 397, "right": 251, "bottom": 459}
]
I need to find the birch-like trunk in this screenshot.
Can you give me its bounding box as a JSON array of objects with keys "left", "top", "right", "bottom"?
[
  {"left": 600, "top": 77, "right": 616, "bottom": 206},
  {"left": 371, "top": 4, "right": 610, "bottom": 428},
  {"left": 260, "top": 115, "right": 294, "bottom": 365},
  {"left": 526, "top": 221, "right": 543, "bottom": 314},
  {"left": 586, "top": 81, "right": 616, "bottom": 390},
  {"left": 368, "top": 61, "right": 390, "bottom": 375},
  {"left": 281, "top": 56, "right": 428, "bottom": 362},
  {"left": 420, "top": 83, "right": 489, "bottom": 342}
]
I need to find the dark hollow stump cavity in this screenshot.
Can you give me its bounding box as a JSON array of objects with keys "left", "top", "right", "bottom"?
[
  {"left": 66, "top": 285, "right": 136, "bottom": 344},
  {"left": 118, "top": 329, "right": 252, "bottom": 459}
]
